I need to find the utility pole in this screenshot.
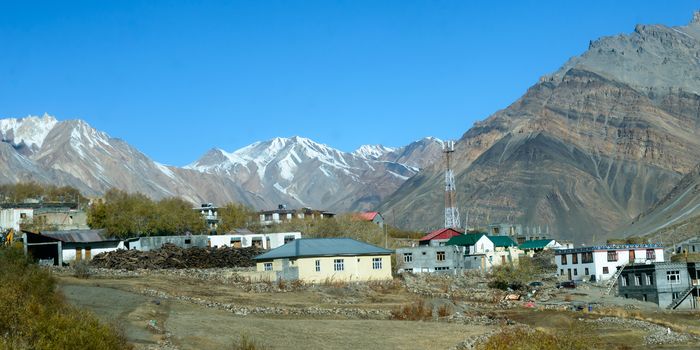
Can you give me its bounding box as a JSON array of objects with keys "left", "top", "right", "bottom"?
[{"left": 443, "top": 140, "right": 460, "bottom": 229}]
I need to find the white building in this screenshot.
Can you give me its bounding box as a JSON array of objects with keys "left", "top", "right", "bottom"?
[
  {"left": 555, "top": 244, "right": 665, "bottom": 282},
  {"left": 0, "top": 208, "right": 34, "bottom": 231},
  {"left": 208, "top": 232, "right": 301, "bottom": 250}
]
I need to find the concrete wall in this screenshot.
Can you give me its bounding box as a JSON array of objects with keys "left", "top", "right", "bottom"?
[
  {"left": 257, "top": 255, "right": 392, "bottom": 282},
  {"left": 128, "top": 235, "right": 209, "bottom": 251},
  {"left": 0, "top": 208, "right": 33, "bottom": 231},
  {"left": 62, "top": 241, "right": 124, "bottom": 265},
  {"left": 397, "top": 245, "right": 465, "bottom": 274},
  {"left": 556, "top": 247, "right": 665, "bottom": 282},
  {"left": 208, "top": 232, "right": 301, "bottom": 249},
  {"left": 619, "top": 263, "right": 697, "bottom": 309}
]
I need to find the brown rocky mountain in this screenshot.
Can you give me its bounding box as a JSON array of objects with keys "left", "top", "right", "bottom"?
[
  {"left": 614, "top": 161, "right": 700, "bottom": 244},
  {"left": 381, "top": 13, "right": 700, "bottom": 243}
]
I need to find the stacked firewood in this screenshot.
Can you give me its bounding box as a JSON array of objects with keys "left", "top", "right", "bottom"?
[{"left": 90, "top": 243, "right": 263, "bottom": 270}]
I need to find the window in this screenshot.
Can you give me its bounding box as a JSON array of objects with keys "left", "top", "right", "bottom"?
[
  {"left": 561, "top": 254, "right": 568, "bottom": 265},
  {"left": 436, "top": 251, "right": 446, "bottom": 261},
  {"left": 334, "top": 259, "right": 344, "bottom": 271},
  {"left": 372, "top": 258, "right": 382, "bottom": 270},
  {"left": 560, "top": 269, "right": 564, "bottom": 275},
  {"left": 634, "top": 274, "right": 641, "bottom": 286},
  {"left": 315, "top": 260, "right": 321, "bottom": 272},
  {"left": 284, "top": 236, "right": 296, "bottom": 244},
  {"left": 435, "top": 266, "right": 450, "bottom": 271},
  {"left": 20, "top": 213, "right": 27, "bottom": 219},
  {"left": 404, "top": 268, "right": 413, "bottom": 273},
  {"left": 673, "top": 292, "right": 680, "bottom": 299},
  {"left": 603, "top": 266, "right": 610, "bottom": 274},
  {"left": 584, "top": 268, "right": 589, "bottom": 275},
  {"left": 646, "top": 274, "right": 654, "bottom": 285},
  {"left": 582, "top": 252, "right": 593, "bottom": 263},
  {"left": 667, "top": 270, "right": 681, "bottom": 284},
  {"left": 574, "top": 269, "right": 578, "bottom": 276},
  {"left": 646, "top": 249, "right": 656, "bottom": 260},
  {"left": 184, "top": 238, "right": 191, "bottom": 245},
  {"left": 572, "top": 254, "right": 578, "bottom": 264},
  {"left": 620, "top": 275, "right": 627, "bottom": 286},
  {"left": 403, "top": 253, "right": 413, "bottom": 263},
  {"left": 607, "top": 251, "right": 618, "bottom": 262},
  {"left": 263, "top": 263, "right": 272, "bottom": 271}
]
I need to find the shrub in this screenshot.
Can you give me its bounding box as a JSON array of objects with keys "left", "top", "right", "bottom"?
[
  {"left": 437, "top": 304, "right": 453, "bottom": 317},
  {"left": 390, "top": 299, "right": 432, "bottom": 321},
  {"left": 231, "top": 333, "right": 269, "bottom": 350},
  {"left": 73, "top": 260, "right": 92, "bottom": 279},
  {"left": 0, "top": 246, "right": 130, "bottom": 349},
  {"left": 479, "top": 323, "right": 605, "bottom": 350}
]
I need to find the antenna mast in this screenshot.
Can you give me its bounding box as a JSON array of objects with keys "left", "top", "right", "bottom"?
[{"left": 443, "top": 140, "right": 461, "bottom": 229}]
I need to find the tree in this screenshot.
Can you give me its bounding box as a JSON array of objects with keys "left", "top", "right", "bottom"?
[{"left": 217, "top": 202, "right": 254, "bottom": 233}]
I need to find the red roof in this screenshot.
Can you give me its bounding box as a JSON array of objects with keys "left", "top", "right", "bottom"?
[
  {"left": 354, "top": 211, "right": 380, "bottom": 221},
  {"left": 419, "top": 228, "right": 463, "bottom": 242}
]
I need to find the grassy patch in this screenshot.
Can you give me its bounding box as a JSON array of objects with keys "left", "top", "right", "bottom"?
[{"left": 0, "top": 246, "right": 130, "bottom": 349}]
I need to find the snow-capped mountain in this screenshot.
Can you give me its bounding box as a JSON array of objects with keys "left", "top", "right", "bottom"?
[
  {"left": 352, "top": 144, "right": 396, "bottom": 160},
  {"left": 0, "top": 115, "right": 262, "bottom": 207},
  {"left": 0, "top": 114, "right": 58, "bottom": 155},
  {"left": 186, "top": 136, "right": 418, "bottom": 211},
  {"left": 353, "top": 137, "right": 445, "bottom": 169},
  {"left": 0, "top": 115, "right": 435, "bottom": 212}
]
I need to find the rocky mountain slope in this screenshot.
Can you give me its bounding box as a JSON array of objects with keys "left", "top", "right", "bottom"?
[
  {"left": 614, "top": 161, "right": 700, "bottom": 243},
  {"left": 0, "top": 115, "right": 434, "bottom": 212},
  {"left": 185, "top": 136, "right": 419, "bottom": 211},
  {"left": 381, "top": 12, "right": 700, "bottom": 242}
]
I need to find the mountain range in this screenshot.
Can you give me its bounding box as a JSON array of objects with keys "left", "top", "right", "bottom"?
[{"left": 0, "top": 114, "right": 444, "bottom": 212}]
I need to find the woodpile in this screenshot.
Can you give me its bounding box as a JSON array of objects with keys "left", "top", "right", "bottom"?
[{"left": 90, "top": 243, "right": 263, "bottom": 270}]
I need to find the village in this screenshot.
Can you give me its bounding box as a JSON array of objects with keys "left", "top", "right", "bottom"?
[{"left": 2, "top": 187, "right": 700, "bottom": 349}]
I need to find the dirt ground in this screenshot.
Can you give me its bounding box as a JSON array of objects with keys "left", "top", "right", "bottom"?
[
  {"left": 55, "top": 270, "right": 700, "bottom": 350},
  {"left": 58, "top": 280, "right": 489, "bottom": 349}
]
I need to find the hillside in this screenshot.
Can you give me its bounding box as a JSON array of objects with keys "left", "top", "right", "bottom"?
[{"left": 381, "top": 13, "right": 700, "bottom": 242}]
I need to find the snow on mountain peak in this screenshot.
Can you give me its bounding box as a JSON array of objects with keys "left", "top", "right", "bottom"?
[
  {"left": 352, "top": 144, "right": 396, "bottom": 160},
  {"left": 0, "top": 113, "right": 58, "bottom": 149}
]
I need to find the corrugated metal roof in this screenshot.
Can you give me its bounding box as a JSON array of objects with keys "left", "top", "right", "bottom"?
[
  {"left": 354, "top": 212, "right": 379, "bottom": 221},
  {"left": 487, "top": 236, "right": 517, "bottom": 247},
  {"left": 419, "top": 228, "right": 462, "bottom": 241},
  {"left": 519, "top": 239, "right": 555, "bottom": 250},
  {"left": 446, "top": 233, "right": 486, "bottom": 246},
  {"left": 254, "top": 238, "right": 393, "bottom": 260},
  {"left": 41, "top": 229, "right": 117, "bottom": 243}
]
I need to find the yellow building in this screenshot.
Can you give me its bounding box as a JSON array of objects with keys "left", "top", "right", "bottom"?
[{"left": 254, "top": 238, "right": 393, "bottom": 282}]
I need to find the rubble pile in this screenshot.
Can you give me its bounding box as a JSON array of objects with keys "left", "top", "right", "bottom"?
[{"left": 90, "top": 244, "right": 264, "bottom": 270}]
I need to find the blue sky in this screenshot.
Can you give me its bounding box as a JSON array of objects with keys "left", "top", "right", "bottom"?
[{"left": 0, "top": 1, "right": 697, "bottom": 166}]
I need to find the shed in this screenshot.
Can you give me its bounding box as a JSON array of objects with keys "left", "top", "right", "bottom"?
[{"left": 419, "top": 228, "right": 463, "bottom": 246}]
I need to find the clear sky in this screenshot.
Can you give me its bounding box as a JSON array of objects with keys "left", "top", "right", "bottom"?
[{"left": 0, "top": 1, "right": 697, "bottom": 166}]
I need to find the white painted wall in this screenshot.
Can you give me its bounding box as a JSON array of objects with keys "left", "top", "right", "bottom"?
[
  {"left": 62, "top": 242, "right": 124, "bottom": 265},
  {"left": 471, "top": 236, "right": 495, "bottom": 254},
  {"left": 208, "top": 232, "right": 301, "bottom": 249},
  {"left": 0, "top": 208, "right": 34, "bottom": 231},
  {"left": 556, "top": 247, "right": 665, "bottom": 282}
]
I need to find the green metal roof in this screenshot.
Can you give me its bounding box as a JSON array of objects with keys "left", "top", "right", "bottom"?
[
  {"left": 254, "top": 238, "right": 393, "bottom": 261},
  {"left": 487, "top": 235, "right": 517, "bottom": 247},
  {"left": 518, "top": 239, "right": 554, "bottom": 250},
  {"left": 446, "top": 233, "right": 486, "bottom": 246}
]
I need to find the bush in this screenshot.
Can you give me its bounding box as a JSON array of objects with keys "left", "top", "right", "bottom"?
[
  {"left": 0, "top": 246, "right": 130, "bottom": 349},
  {"left": 231, "top": 333, "right": 269, "bottom": 350},
  {"left": 73, "top": 260, "right": 92, "bottom": 279},
  {"left": 390, "top": 299, "right": 433, "bottom": 321}
]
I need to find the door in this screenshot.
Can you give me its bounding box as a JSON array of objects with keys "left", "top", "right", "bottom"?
[
  {"left": 629, "top": 250, "right": 635, "bottom": 262},
  {"left": 501, "top": 255, "right": 506, "bottom": 265},
  {"left": 76, "top": 248, "right": 82, "bottom": 261},
  {"left": 567, "top": 269, "right": 572, "bottom": 280},
  {"left": 85, "top": 247, "right": 91, "bottom": 260}
]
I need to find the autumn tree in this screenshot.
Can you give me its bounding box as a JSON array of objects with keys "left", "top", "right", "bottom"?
[{"left": 217, "top": 202, "right": 255, "bottom": 233}]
